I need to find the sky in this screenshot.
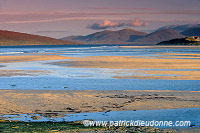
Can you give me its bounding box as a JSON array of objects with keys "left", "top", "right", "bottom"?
[{"left": 0, "top": 0, "right": 200, "bottom": 38}]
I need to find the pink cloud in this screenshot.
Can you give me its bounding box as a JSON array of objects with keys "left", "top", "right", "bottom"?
[
  {"left": 99, "top": 20, "right": 120, "bottom": 27},
  {"left": 127, "top": 18, "right": 149, "bottom": 27},
  {"left": 87, "top": 18, "right": 149, "bottom": 30},
  {"left": 87, "top": 20, "right": 124, "bottom": 30}
]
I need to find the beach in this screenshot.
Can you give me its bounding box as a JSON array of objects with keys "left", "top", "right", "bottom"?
[
  {"left": 0, "top": 90, "right": 199, "bottom": 115},
  {"left": 1, "top": 0, "right": 200, "bottom": 131},
  {"left": 0, "top": 45, "right": 200, "bottom": 133},
  {"left": 0, "top": 46, "right": 200, "bottom": 116},
  {"left": 1, "top": 50, "right": 200, "bottom": 80}
]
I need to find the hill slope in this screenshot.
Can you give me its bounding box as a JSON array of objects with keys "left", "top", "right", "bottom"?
[
  {"left": 133, "top": 29, "right": 185, "bottom": 44},
  {"left": 181, "top": 28, "right": 200, "bottom": 36},
  {"left": 157, "top": 36, "right": 200, "bottom": 45},
  {"left": 157, "top": 24, "right": 200, "bottom": 32},
  {"left": 0, "top": 30, "right": 77, "bottom": 46},
  {"left": 61, "top": 29, "right": 147, "bottom": 44}
]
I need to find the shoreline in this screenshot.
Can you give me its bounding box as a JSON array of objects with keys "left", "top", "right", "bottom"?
[
  {"left": 119, "top": 45, "right": 200, "bottom": 49},
  {"left": 0, "top": 89, "right": 199, "bottom": 116}
]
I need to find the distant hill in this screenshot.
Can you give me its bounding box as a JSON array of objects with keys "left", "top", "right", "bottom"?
[
  {"left": 61, "top": 28, "right": 186, "bottom": 45},
  {"left": 0, "top": 30, "right": 77, "bottom": 46},
  {"left": 133, "top": 29, "right": 185, "bottom": 44},
  {"left": 181, "top": 28, "right": 200, "bottom": 36},
  {"left": 157, "top": 36, "right": 200, "bottom": 45},
  {"left": 61, "top": 29, "right": 147, "bottom": 44},
  {"left": 157, "top": 24, "right": 200, "bottom": 32}
]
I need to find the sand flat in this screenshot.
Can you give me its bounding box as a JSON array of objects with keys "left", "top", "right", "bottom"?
[
  {"left": 55, "top": 56, "right": 200, "bottom": 80},
  {"left": 0, "top": 90, "right": 199, "bottom": 115},
  {"left": 58, "top": 56, "right": 200, "bottom": 69},
  {"left": 0, "top": 55, "right": 72, "bottom": 63},
  {"left": 0, "top": 70, "right": 49, "bottom": 77},
  {"left": 114, "top": 70, "right": 200, "bottom": 80},
  {"left": 1, "top": 53, "right": 200, "bottom": 80}
]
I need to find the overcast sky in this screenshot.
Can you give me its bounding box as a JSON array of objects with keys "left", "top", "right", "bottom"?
[{"left": 0, "top": 0, "right": 199, "bottom": 38}]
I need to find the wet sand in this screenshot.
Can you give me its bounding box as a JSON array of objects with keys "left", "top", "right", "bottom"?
[
  {"left": 1, "top": 52, "right": 200, "bottom": 80},
  {"left": 0, "top": 47, "right": 199, "bottom": 115},
  {"left": 0, "top": 55, "right": 71, "bottom": 63},
  {"left": 0, "top": 70, "right": 49, "bottom": 77},
  {"left": 56, "top": 54, "right": 200, "bottom": 80},
  {"left": 0, "top": 90, "right": 199, "bottom": 115},
  {"left": 58, "top": 55, "right": 200, "bottom": 69},
  {"left": 114, "top": 70, "right": 200, "bottom": 80}
]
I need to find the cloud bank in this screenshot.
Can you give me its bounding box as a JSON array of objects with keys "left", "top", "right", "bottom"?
[{"left": 87, "top": 18, "right": 149, "bottom": 30}]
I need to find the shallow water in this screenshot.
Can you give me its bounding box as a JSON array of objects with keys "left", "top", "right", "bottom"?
[
  {"left": 0, "top": 45, "right": 199, "bottom": 129},
  {"left": 0, "top": 44, "right": 200, "bottom": 90},
  {"left": 1, "top": 108, "right": 199, "bottom": 128},
  {"left": 0, "top": 44, "right": 200, "bottom": 57},
  {"left": 0, "top": 77, "right": 200, "bottom": 90}
]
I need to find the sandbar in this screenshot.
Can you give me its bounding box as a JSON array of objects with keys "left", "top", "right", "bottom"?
[
  {"left": 0, "top": 55, "right": 71, "bottom": 63},
  {"left": 1, "top": 53, "right": 200, "bottom": 80},
  {"left": 55, "top": 55, "right": 200, "bottom": 80},
  {"left": 0, "top": 90, "right": 199, "bottom": 115},
  {"left": 0, "top": 70, "right": 49, "bottom": 77}
]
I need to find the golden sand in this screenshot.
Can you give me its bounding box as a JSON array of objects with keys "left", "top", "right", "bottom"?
[
  {"left": 0, "top": 55, "right": 71, "bottom": 63},
  {"left": 58, "top": 55, "right": 200, "bottom": 69},
  {"left": 0, "top": 90, "right": 199, "bottom": 115},
  {"left": 1, "top": 52, "right": 200, "bottom": 80},
  {"left": 55, "top": 55, "right": 200, "bottom": 80}
]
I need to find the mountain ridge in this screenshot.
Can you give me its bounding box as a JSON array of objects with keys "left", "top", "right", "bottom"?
[
  {"left": 181, "top": 28, "right": 200, "bottom": 36},
  {"left": 61, "top": 28, "right": 148, "bottom": 44},
  {"left": 61, "top": 28, "right": 185, "bottom": 44},
  {"left": 0, "top": 30, "right": 77, "bottom": 46},
  {"left": 157, "top": 24, "right": 200, "bottom": 32},
  {"left": 133, "top": 29, "right": 185, "bottom": 44}
]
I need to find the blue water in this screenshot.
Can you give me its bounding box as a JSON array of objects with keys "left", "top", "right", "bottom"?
[
  {"left": 0, "top": 44, "right": 200, "bottom": 90},
  {"left": 1, "top": 108, "right": 199, "bottom": 128},
  {"left": 0, "top": 44, "right": 200, "bottom": 57},
  {"left": 0, "top": 77, "right": 199, "bottom": 91},
  {"left": 0, "top": 45, "right": 199, "bottom": 129}
]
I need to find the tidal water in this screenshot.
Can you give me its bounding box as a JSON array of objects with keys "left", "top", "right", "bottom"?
[
  {"left": 0, "top": 45, "right": 200, "bottom": 128},
  {"left": 0, "top": 44, "right": 200, "bottom": 91},
  {"left": 1, "top": 108, "right": 199, "bottom": 128}
]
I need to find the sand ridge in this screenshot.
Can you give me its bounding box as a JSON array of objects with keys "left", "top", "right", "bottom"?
[
  {"left": 0, "top": 55, "right": 72, "bottom": 63},
  {"left": 0, "top": 90, "right": 199, "bottom": 115}
]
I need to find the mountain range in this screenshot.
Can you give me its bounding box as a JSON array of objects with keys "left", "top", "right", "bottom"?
[
  {"left": 61, "top": 28, "right": 186, "bottom": 44},
  {"left": 133, "top": 29, "right": 185, "bottom": 44},
  {"left": 0, "top": 24, "right": 200, "bottom": 46},
  {"left": 157, "top": 24, "right": 200, "bottom": 32},
  {"left": 61, "top": 24, "right": 200, "bottom": 44},
  {"left": 61, "top": 29, "right": 147, "bottom": 44},
  {"left": 0, "top": 30, "right": 76, "bottom": 46}
]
